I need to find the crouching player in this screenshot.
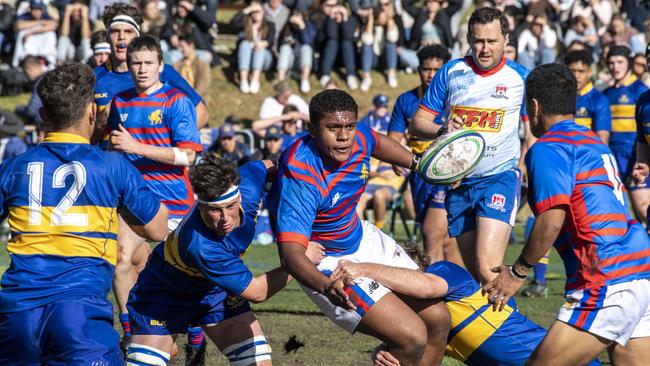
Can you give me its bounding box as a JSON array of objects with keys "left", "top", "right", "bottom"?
[
  {"left": 0, "top": 63, "right": 169, "bottom": 364},
  {"left": 125, "top": 154, "right": 324, "bottom": 366},
  {"left": 269, "top": 89, "right": 450, "bottom": 366}
]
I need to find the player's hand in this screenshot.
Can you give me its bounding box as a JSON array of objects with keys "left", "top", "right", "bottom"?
[
  {"left": 305, "top": 241, "right": 325, "bottom": 265},
  {"left": 330, "top": 259, "right": 364, "bottom": 285},
  {"left": 111, "top": 124, "right": 141, "bottom": 155},
  {"left": 482, "top": 265, "right": 525, "bottom": 311},
  {"left": 325, "top": 278, "right": 356, "bottom": 310},
  {"left": 447, "top": 116, "right": 464, "bottom": 132},
  {"left": 372, "top": 344, "right": 400, "bottom": 366},
  {"left": 632, "top": 163, "right": 649, "bottom": 185}
]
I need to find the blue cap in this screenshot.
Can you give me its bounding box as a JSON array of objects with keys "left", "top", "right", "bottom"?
[
  {"left": 218, "top": 123, "right": 235, "bottom": 138},
  {"left": 266, "top": 126, "right": 282, "bottom": 139},
  {"left": 30, "top": 0, "right": 46, "bottom": 9},
  {"left": 372, "top": 94, "right": 389, "bottom": 107}
]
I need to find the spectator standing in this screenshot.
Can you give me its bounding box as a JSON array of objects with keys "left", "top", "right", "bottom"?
[
  {"left": 517, "top": 13, "right": 557, "bottom": 70},
  {"left": 276, "top": 10, "right": 316, "bottom": 93},
  {"left": 12, "top": 0, "right": 58, "bottom": 67},
  {"left": 630, "top": 19, "right": 650, "bottom": 55},
  {"left": 570, "top": 0, "right": 613, "bottom": 37},
  {"left": 360, "top": 94, "right": 391, "bottom": 132},
  {"left": 174, "top": 34, "right": 211, "bottom": 97},
  {"left": 235, "top": 1, "right": 275, "bottom": 94},
  {"left": 564, "top": 15, "right": 599, "bottom": 53},
  {"left": 0, "top": 110, "right": 27, "bottom": 162},
  {"left": 601, "top": 14, "right": 638, "bottom": 47},
  {"left": 57, "top": 2, "right": 92, "bottom": 63},
  {"left": 140, "top": 0, "right": 166, "bottom": 41}
]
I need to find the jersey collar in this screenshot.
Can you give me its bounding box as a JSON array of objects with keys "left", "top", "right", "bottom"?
[
  {"left": 578, "top": 82, "right": 593, "bottom": 96},
  {"left": 465, "top": 55, "right": 506, "bottom": 77},
  {"left": 618, "top": 74, "right": 638, "bottom": 87},
  {"left": 43, "top": 132, "right": 90, "bottom": 144}
]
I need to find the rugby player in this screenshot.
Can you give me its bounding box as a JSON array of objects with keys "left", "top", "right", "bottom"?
[
  {"left": 486, "top": 63, "right": 650, "bottom": 366},
  {"left": 124, "top": 155, "right": 324, "bottom": 366},
  {"left": 0, "top": 62, "right": 168, "bottom": 364},
  {"left": 603, "top": 45, "right": 650, "bottom": 222},
  {"left": 268, "top": 89, "right": 451, "bottom": 366},
  {"left": 388, "top": 44, "right": 462, "bottom": 265},
  {"left": 94, "top": 3, "right": 208, "bottom": 129},
  {"left": 634, "top": 43, "right": 650, "bottom": 224},
  {"left": 411, "top": 7, "right": 532, "bottom": 286},
  {"left": 107, "top": 35, "right": 203, "bottom": 355}
]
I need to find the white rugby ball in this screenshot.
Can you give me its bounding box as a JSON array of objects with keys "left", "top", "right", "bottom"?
[{"left": 418, "top": 130, "right": 485, "bottom": 184}]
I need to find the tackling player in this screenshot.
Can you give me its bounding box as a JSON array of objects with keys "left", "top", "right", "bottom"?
[
  {"left": 388, "top": 44, "right": 462, "bottom": 265},
  {"left": 410, "top": 7, "right": 532, "bottom": 286},
  {"left": 603, "top": 45, "right": 650, "bottom": 222},
  {"left": 94, "top": 3, "right": 208, "bottom": 129},
  {"left": 486, "top": 63, "right": 650, "bottom": 366},
  {"left": 107, "top": 35, "right": 203, "bottom": 355},
  {"left": 124, "top": 155, "right": 324, "bottom": 366},
  {"left": 268, "top": 89, "right": 451, "bottom": 366},
  {"left": 0, "top": 62, "right": 168, "bottom": 364}
]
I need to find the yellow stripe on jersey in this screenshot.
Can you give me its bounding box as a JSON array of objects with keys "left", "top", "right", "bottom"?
[
  {"left": 408, "top": 139, "right": 433, "bottom": 154},
  {"left": 611, "top": 118, "right": 637, "bottom": 132},
  {"left": 445, "top": 289, "right": 514, "bottom": 362},
  {"left": 163, "top": 232, "right": 204, "bottom": 277},
  {"left": 610, "top": 105, "right": 636, "bottom": 118},
  {"left": 575, "top": 118, "right": 593, "bottom": 128},
  {"left": 7, "top": 205, "right": 119, "bottom": 264}
]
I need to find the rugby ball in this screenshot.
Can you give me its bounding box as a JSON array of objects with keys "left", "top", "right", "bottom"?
[{"left": 418, "top": 130, "right": 485, "bottom": 184}]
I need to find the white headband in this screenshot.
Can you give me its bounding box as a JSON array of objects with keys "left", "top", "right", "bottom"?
[
  {"left": 109, "top": 14, "right": 141, "bottom": 35},
  {"left": 197, "top": 186, "right": 241, "bottom": 205},
  {"left": 94, "top": 42, "right": 111, "bottom": 53}
]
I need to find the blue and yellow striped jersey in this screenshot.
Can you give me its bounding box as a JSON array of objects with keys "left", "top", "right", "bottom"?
[
  {"left": 0, "top": 133, "right": 161, "bottom": 313},
  {"left": 426, "top": 261, "right": 546, "bottom": 366},
  {"left": 604, "top": 75, "right": 648, "bottom": 149},
  {"left": 575, "top": 82, "right": 611, "bottom": 133}
]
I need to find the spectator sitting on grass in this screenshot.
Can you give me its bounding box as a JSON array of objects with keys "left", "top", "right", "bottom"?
[
  {"left": 15, "top": 55, "right": 46, "bottom": 128},
  {"left": 234, "top": 1, "right": 275, "bottom": 94},
  {"left": 174, "top": 34, "right": 211, "bottom": 97}
]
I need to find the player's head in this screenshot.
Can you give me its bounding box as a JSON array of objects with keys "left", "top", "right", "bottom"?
[
  {"left": 20, "top": 55, "right": 45, "bottom": 82},
  {"left": 606, "top": 45, "right": 633, "bottom": 82},
  {"left": 417, "top": 45, "right": 450, "bottom": 87},
  {"left": 308, "top": 89, "right": 358, "bottom": 165},
  {"left": 91, "top": 30, "right": 110, "bottom": 66},
  {"left": 525, "top": 64, "right": 576, "bottom": 138},
  {"left": 102, "top": 3, "right": 142, "bottom": 63},
  {"left": 564, "top": 50, "right": 593, "bottom": 91},
  {"left": 265, "top": 125, "right": 284, "bottom": 154},
  {"left": 282, "top": 104, "right": 299, "bottom": 135},
  {"left": 633, "top": 53, "right": 647, "bottom": 79},
  {"left": 37, "top": 62, "right": 96, "bottom": 134},
  {"left": 402, "top": 242, "right": 428, "bottom": 270},
  {"left": 467, "top": 7, "right": 509, "bottom": 71},
  {"left": 127, "top": 35, "right": 163, "bottom": 93},
  {"left": 504, "top": 37, "right": 517, "bottom": 61},
  {"left": 190, "top": 154, "right": 242, "bottom": 235}
]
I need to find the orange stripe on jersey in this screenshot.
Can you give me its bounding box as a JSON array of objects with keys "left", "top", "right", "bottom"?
[
  {"left": 176, "top": 141, "right": 203, "bottom": 152},
  {"left": 277, "top": 232, "right": 309, "bottom": 247},
  {"left": 606, "top": 263, "right": 650, "bottom": 279},
  {"left": 419, "top": 103, "right": 440, "bottom": 116},
  {"left": 587, "top": 214, "right": 628, "bottom": 222},
  {"left": 126, "top": 127, "right": 171, "bottom": 135},
  {"left": 534, "top": 194, "right": 570, "bottom": 214},
  {"left": 576, "top": 168, "right": 607, "bottom": 181},
  {"left": 114, "top": 100, "right": 170, "bottom": 108},
  {"left": 599, "top": 248, "right": 650, "bottom": 267},
  {"left": 592, "top": 227, "right": 627, "bottom": 236}
]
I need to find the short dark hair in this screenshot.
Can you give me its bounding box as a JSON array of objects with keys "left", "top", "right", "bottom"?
[
  {"left": 417, "top": 45, "right": 451, "bottom": 65},
  {"left": 607, "top": 44, "right": 633, "bottom": 65},
  {"left": 179, "top": 34, "right": 195, "bottom": 45},
  {"left": 564, "top": 49, "right": 593, "bottom": 67},
  {"left": 189, "top": 154, "right": 241, "bottom": 202},
  {"left": 127, "top": 35, "right": 163, "bottom": 65},
  {"left": 20, "top": 55, "right": 42, "bottom": 69},
  {"left": 526, "top": 63, "right": 576, "bottom": 117},
  {"left": 37, "top": 62, "right": 95, "bottom": 131},
  {"left": 468, "top": 7, "right": 509, "bottom": 38},
  {"left": 90, "top": 30, "right": 107, "bottom": 48},
  {"left": 309, "top": 89, "right": 358, "bottom": 125},
  {"left": 102, "top": 3, "right": 143, "bottom": 29},
  {"left": 402, "top": 242, "right": 428, "bottom": 269}
]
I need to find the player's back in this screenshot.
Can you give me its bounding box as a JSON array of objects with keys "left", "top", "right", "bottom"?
[
  {"left": 575, "top": 83, "right": 611, "bottom": 132},
  {"left": 426, "top": 261, "right": 545, "bottom": 366},
  {"left": 530, "top": 121, "right": 650, "bottom": 292},
  {"left": 0, "top": 133, "right": 156, "bottom": 313}
]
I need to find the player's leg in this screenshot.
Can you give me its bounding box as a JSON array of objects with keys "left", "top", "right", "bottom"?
[
  {"left": 203, "top": 311, "right": 272, "bottom": 366},
  {"left": 372, "top": 187, "right": 393, "bottom": 230},
  {"left": 527, "top": 321, "right": 609, "bottom": 366},
  {"left": 609, "top": 337, "right": 650, "bottom": 366},
  {"left": 127, "top": 335, "right": 175, "bottom": 366},
  {"left": 356, "top": 192, "right": 372, "bottom": 219},
  {"left": 456, "top": 230, "right": 478, "bottom": 279},
  {"left": 0, "top": 308, "right": 42, "bottom": 365},
  {"left": 474, "top": 217, "right": 512, "bottom": 285}
]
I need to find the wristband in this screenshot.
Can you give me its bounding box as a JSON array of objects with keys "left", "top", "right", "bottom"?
[
  {"left": 516, "top": 255, "right": 534, "bottom": 269},
  {"left": 436, "top": 126, "right": 448, "bottom": 137},
  {"left": 510, "top": 265, "right": 528, "bottom": 279},
  {"left": 409, "top": 155, "right": 421, "bottom": 170}
]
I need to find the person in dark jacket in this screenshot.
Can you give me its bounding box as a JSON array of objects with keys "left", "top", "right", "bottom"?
[{"left": 276, "top": 10, "right": 316, "bottom": 93}]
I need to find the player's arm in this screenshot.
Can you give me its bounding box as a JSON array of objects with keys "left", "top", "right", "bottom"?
[
  {"left": 127, "top": 203, "right": 170, "bottom": 242},
  {"left": 196, "top": 102, "right": 209, "bottom": 129},
  {"left": 594, "top": 93, "right": 612, "bottom": 144},
  {"left": 411, "top": 108, "right": 445, "bottom": 139},
  {"left": 111, "top": 123, "right": 197, "bottom": 165},
  {"left": 372, "top": 132, "right": 415, "bottom": 169},
  {"left": 330, "top": 260, "right": 448, "bottom": 299}
]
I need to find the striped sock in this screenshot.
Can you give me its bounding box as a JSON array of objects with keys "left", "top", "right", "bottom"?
[
  {"left": 534, "top": 253, "right": 550, "bottom": 285},
  {"left": 119, "top": 312, "right": 131, "bottom": 338},
  {"left": 187, "top": 326, "right": 205, "bottom": 349}
]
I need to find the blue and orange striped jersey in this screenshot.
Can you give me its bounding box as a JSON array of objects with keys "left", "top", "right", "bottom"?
[
  {"left": 525, "top": 121, "right": 650, "bottom": 294},
  {"left": 636, "top": 90, "right": 650, "bottom": 146},
  {"left": 132, "top": 161, "right": 267, "bottom": 306},
  {"left": 575, "top": 82, "right": 611, "bottom": 133},
  {"left": 604, "top": 75, "right": 648, "bottom": 150},
  {"left": 94, "top": 63, "right": 202, "bottom": 109},
  {"left": 108, "top": 82, "right": 202, "bottom": 219},
  {"left": 388, "top": 86, "right": 442, "bottom": 154},
  {"left": 426, "top": 261, "right": 546, "bottom": 366},
  {"left": 268, "top": 123, "right": 378, "bottom": 255},
  {"left": 0, "top": 133, "right": 161, "bottom": 313}
]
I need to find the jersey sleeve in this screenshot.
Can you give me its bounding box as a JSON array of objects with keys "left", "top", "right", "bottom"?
[
  {"left": 636, "top": 91, "right": 650, "bottom": 144},
  {"left": 419, "top": 63, "right": 450, "bottom": 115},
  {"left": 168, "top": 95, "right": 202, "bottom": 152},
  {"left": 388, "top": 94, "right": 408, "bottom": 134},
  {"left": 0, "top": 157, "right": 16, "bottom": 220},
  {"left": 111, "top": 153, "right": 162, "bottom": 225},
  {"left": 275, "top": 165, "right": 320, "bottom": 247},
  {"left": 94, "top": 81, "right": 111, "bottom": 110},
  {"left": 161, "top": 64, "right": 203, "bottom": 106},
  {"left": 356, "top": 122, "right": 378, "bottom": 155},
  {"left": 238, "top": 160, "right": 268, "bottom": 212},
  {"left": 525, "top": 142, "right": 574, "bottom": 215},
  {"left": 191, "top": 243, "right": 254, "bottom": 296},
  {"left": 594, "top": 92, "right": 612, "bottom": 132}
]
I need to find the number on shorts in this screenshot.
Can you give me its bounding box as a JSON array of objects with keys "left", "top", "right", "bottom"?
[
  {"left": 27, "top": 162, "right": 88, "bottom": 226},
  {"left": 601, "top": 154, "right": 625, "bottom": 206}
]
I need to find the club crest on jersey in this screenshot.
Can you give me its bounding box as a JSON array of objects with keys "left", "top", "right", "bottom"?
[
  {"left": 451, "top": 106, "right": 505, "bottom": 133},
  {"left": 361, "top": 163, "right": 369, "bottom": 181},
  {"left": 120, "top": 113, "right": 128, "bottom": 122},
  {"left": 619, "top": 94, "right": 629, "bottom": 104},
  {"left": 433, "top": 190, "right": 446, "bottom": 203},
  {"left": 577, "top": 106, "right": 588, "bottom": 116},
  {"left": 487, "top": 193, "right": 506, "bottom": 212},
  {"left": 331, "top": 192, "right": 341, "bottom": 207},
  {"left": 148, "top": 109, "right": 163, "bottom": 125},
  {"left": 491, "top": 85, "right": 509, "bottom": 99}
]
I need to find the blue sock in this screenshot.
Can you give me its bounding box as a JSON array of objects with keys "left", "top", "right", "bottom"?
[
  {"left": 119, "top": 312, "right": 131, "bottom": 337},
  {"left": 187, "top": 326, "right": 205, "bottom": 349},
  {"left": 534, "top": 253, "right": 549, "bottom": 285}
]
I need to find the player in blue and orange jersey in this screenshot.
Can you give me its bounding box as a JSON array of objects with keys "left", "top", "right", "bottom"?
[
  {"left": 0, "top": 63, "right": 169, "bottom": 365},
  {"left": 487, "top": 64, "right": 650, "bottom": 366},
  {"left": 410, "top": 8, "right": 533, "bottom": 287},
  {"left": 268, "top": 89, "right": 451, "bottom": 366},
  {"left": 107, "top": 35, "right": 203, "bottom": 356},
  {"left": 124, "top": 155, "right": 324, "bottom": 366},
  {"left": 634, "top": 43, "right": 650, "bottom": 226},
  {"left": 94, "top": 3, "right": 208, "bottom": 129},
  {"left": 388, "top": 44, "right": 463, "bottom": 265},
  {"left": 603, "top": 45, "right": 650, "bottom": 222}
]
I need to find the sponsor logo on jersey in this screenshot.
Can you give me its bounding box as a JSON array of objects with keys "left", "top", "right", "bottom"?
[
  {"left": 120, "top": 113, "right": 128, "bottom": 122},
  {"left": 331, "top": 192, "right": 341, "bottom": 207},
  {"left": 361, "top": 163, "right": 369, "bottom": 181},
  {"left": 148, "top": 109, "right": 163, "bottom": 125},
  {"left": 367, "top": 280, "right": 380, "bottom": 294},
  {"left": 149, "top": 319, "right": 167, "bottom": 326},
  {"left": 94, "top": 92, "right": 108, "bottom": 99},
  {"left": 487, "top": 193, "right": 506, "bottom": 212},
  {"left": 451, "top": 106, "right": 505, "bottom": 132},
  {"left": 491, "top": 85, "right": 509, "bottom": 99}
]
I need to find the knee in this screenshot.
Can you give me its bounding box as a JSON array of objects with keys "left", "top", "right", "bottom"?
[
  {"left": 389, "top": 320, "right": 428, "bottom": 359},
  {"left": 126, "top": 343, "right": 170, "bottom": 366}
]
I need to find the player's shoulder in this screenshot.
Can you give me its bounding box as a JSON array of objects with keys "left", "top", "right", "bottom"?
[
  {"left": 115, "top": 87, "right": 138, "bottom": 101},
  {"left": 425, "top": 261, "right": 477, "bottom": 298},
  {"left": 504, "top": 59, "right": 529, "bottom": 80},
  {"left": 633, "top": 80, "right": 650, "bottom": 94},
  {"left": 441, "top": 57, "right": 466, "bottom": 73},
  {"left": 638, "top": 89, "right": 650, "bottom": 105}
]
